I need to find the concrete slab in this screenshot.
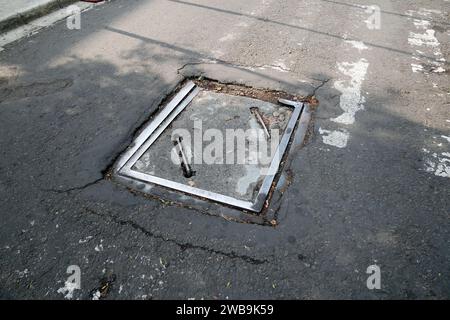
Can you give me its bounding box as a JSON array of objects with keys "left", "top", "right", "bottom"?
[
  {"left": 0, "top": 0, "right": 78, "bottom": 33},
  {"left": 132, "top": 89, "right": 293, "bottom": 203}
]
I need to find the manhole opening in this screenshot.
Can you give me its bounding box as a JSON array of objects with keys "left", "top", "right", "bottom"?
[{"left": 113, "top": 79, "right": 309, "bottom": 213}]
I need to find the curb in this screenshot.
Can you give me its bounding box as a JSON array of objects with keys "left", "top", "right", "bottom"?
[{"left": 0, "top": 0, "right": 80, "bottom": 33}]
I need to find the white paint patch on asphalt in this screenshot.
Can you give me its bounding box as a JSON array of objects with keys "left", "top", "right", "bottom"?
[
  {"left": 94, "top": 239, "right": 104, "bottom": 252},
  {"left": 409, "top": 9, "right": 450, "bottom": 177},
  {"left": 332, "top": 59, "right": 369, "bottom": 125},
  {"left": 432, "top": 67, "right": 446, "bottom": 73},
  {"left": 57, "top": 281, "right": 78, "bottom": 300},
  {"left": 408, "top": 29, "right": 439, "bottom": 47},
  {"left": 424, "top": 153, "right": 450, "bottom": 178},
  {"left": 423, "top": 140, "right": 450, "bottom": 178},
  {"left": 345, "top": 40, "right": 368, "bottom": 51},
  {"left": 406, "top": 9, "right": 446, "bottom": 74},
  {"left": 411, "top": 63, "right": 424, "bottom": 73},
  {"left": 412, "top": 19, "right": 431, "bottom": 29},
  {"left": 318, "top": 128, "right": 349, "bottom": 148},
  {"left": 78, "top": 236, "right": 93, "bottom": 244},
  {"left": 319, "top": 16, "right": 370, "bottom": 149},
  {"left": 17, "top": 269, "right": 29, "bottom": 278},
  {"left": 92, "top": 290, "right": 101, "bottom": 300}
]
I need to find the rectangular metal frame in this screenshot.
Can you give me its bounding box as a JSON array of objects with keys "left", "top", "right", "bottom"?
[{"left": 114, "top": 81, "right": 304, "bottom": 213}]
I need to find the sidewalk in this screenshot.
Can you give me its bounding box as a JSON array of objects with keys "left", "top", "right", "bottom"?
[
  {"left": 0, "top": 0, "right": 78, "bottom": 33},
  {"left": 0, "top": 0, "right": 101, "bottom": 51}
]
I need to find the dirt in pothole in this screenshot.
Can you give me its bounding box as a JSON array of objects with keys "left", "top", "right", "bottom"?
[{"left": 192, "top": 77, "right": 319, "bottom": 107}]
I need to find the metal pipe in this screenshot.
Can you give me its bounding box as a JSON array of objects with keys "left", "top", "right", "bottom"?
[{"left": 251, "top": 107, "right": 270, "bottom": 139}]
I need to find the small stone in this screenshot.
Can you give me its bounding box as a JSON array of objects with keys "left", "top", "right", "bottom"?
[
  {"left": 188, "top": 181, "right": 195, "bottom": 187},
  {"left": 278, "top": 114, "right": 285, "bottom": 121},
  {"left": 273, "top": 111, "right": 280, "bottom": 117}
]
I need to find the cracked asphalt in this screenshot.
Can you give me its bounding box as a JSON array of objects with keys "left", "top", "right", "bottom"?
[{"left": 0, "top": 0, "right": 449, "bottom": 299}]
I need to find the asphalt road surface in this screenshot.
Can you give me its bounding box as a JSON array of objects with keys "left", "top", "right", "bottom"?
[{"left": 0, "top": 0, "right": 449, "bottom": 299}]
